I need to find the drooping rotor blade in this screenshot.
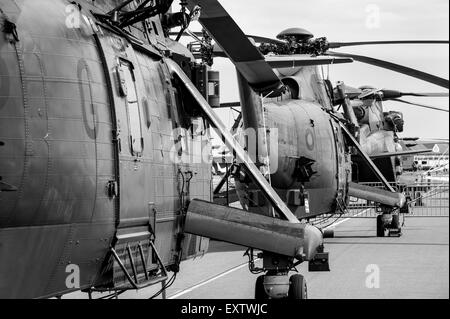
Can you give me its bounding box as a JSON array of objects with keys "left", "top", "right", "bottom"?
[
  {"left": 329, "top": 40, "right": 449, "bottom": 49},
  {"left": 370, "top": 149, "right": 432, "bottom": 159},
  {"left": 393, "top": 92, "right": 449, "bottom": 98},
  {"left": 379, "top": 90, "right": 449, "bottom": 99},
  {"left": 185, "top": 0, "right": 283, "bottom": 93},
  {"left": 418, "top": 138, "right": 450, "bottom": 142},
  {"left": 391, "top": 98, "right": 449, "bottom": 113},
  {"left": 327, "top": 51, "right": 450, "bottom": 89},
  {"left": 265, "top": 55, "right": 353, "bottom": 68},
  {"left": 357, "top": 89, "right": 449, "bottom": 100}
]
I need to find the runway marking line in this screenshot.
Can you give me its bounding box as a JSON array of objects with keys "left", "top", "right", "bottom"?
[
  {"left": 169, "top": 208, "right": 371, "bottom": 299},
  {"left": 324, "top": 208, "right": 372, "bottom": 230},
  {"left": 168, "top": 260, "right": 258, "bottom": 299}
]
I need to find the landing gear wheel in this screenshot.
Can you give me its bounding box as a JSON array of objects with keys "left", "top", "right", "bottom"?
[
  {"left": 255, "top": 275, "right": 268, "bottom": 299},
  {"left": 376, "top": 215, "right": 385, "bottom": 237},
  {"left": 389, "top": 214, "right": 402, "bottom": 237},
  {"left": 288, "top": 274, "right": 307, "bottom": 299},
  {"left": 391, "top": 214, "right": 400, "bottom": 229}
]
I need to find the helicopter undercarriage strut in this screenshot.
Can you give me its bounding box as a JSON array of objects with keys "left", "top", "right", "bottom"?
[
  {"left": 166, "top": 59, "right": 327, "bottom": 299},
  {"left": 348, "top": 182, "right": 406, "bottom": 237},
  {"left": 340, "top": 122, "right": 408, "bottom": 237}
]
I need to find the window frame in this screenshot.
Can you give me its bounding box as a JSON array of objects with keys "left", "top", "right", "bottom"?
[{"left": 118, "top": 58, "right": 144, "bottom": 157}]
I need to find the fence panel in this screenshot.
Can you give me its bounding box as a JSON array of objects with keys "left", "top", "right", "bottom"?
[{"left": 344, "top": 181, "right": 449, "bottom": 218}]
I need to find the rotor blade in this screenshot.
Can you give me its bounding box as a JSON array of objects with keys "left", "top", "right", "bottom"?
[
  {"left": 185, "top": 0, "right": 282, "bottom": 93},
  {"left": 391, "top": 99, "right": 449, "bottom": 113},
  {"left": 370, "top": 149, "right": 432, "bottom": 159},
  {"left": 327, "top": 51, "right": 449, "bottom": 89},
  {"left": 381, "top": 90, "right": 449, "bottom": 99},
  {"left": 419, "top": 138, "right": 450, "bottom": 142},
  {"left": 360, "top": 89, "right": 450, "bottom": 100},
  {"left": 397, "top": 92, "right": 449, "bottom": 97},
  {"left": 400, "top": 138, "right": 449, "bottom": 146},
  {"left": 265, "top": 55, "right": 353, "bottom": 68},
  {"left": 329, "top": 40, "right": 449, "bottom": 49}
]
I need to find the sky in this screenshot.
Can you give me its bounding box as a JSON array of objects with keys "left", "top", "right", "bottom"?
[{"left": 174, "top": 0, "right": 449, "bottom": 140}]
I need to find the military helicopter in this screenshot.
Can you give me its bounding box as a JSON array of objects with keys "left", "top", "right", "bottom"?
[
  {"left": 0, "top": 0, "right": 447, "bottom": 300},
  {"left": 176, "top": 0, "right": 448, "bottom": 297},
  {"left": 0, "top": 0, "right": 339, "bottom": 299}
]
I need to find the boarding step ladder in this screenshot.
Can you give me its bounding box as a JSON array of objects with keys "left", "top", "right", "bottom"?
[{"left": 110, "top": 219, "right": 168, "bottom": 291}]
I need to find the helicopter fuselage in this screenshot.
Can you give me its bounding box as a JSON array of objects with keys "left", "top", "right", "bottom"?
[
  {"left": 235, "top": 98, "right": 352, "bottom": 219},
  {"left": 233, "top": 65, "right": 352, "bottom": 219},
  {"left": 0, "top": 0, "right": 211, "bottom": 298}
]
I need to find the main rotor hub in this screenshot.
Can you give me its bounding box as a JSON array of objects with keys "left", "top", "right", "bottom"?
[{"left": 276, "top": 27, "right": 314, "bottom": 42}]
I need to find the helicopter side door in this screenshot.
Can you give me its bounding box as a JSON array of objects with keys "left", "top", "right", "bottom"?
[{"left": 95, "top": 28, "right": 147, "bottom": 225}]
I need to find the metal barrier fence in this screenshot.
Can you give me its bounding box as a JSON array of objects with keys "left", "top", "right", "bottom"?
[
  {"left": 403, "top": 182, "right": 449, "bottom": 217},
  {"left": 345, "top": 181, "right": 449, "bottom": 218},
  {"left": 308, "top": 181, "right": 449, "bottom": 227}
]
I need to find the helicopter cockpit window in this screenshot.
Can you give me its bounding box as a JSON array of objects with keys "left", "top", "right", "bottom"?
[{"left": 120, "top": 60, "right": 143, "bottom": 156}]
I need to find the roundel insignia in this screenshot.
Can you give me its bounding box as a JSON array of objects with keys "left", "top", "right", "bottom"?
[{"left": 305, "top": 129, "right": 315, "bottom": 151}]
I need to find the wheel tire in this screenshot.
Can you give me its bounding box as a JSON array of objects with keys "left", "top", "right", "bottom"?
[
  {"left": 376, "top": 215, "right": 385, "bottom": 237},
  {"left": 391, "top": 214, "right": 400, "bottom": 229},
  {"left": 255, "top": 275, "right": 268, "bottom": 299},
  {"left": 288, "top": 274, "right": 307, "bottom": 299}
]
